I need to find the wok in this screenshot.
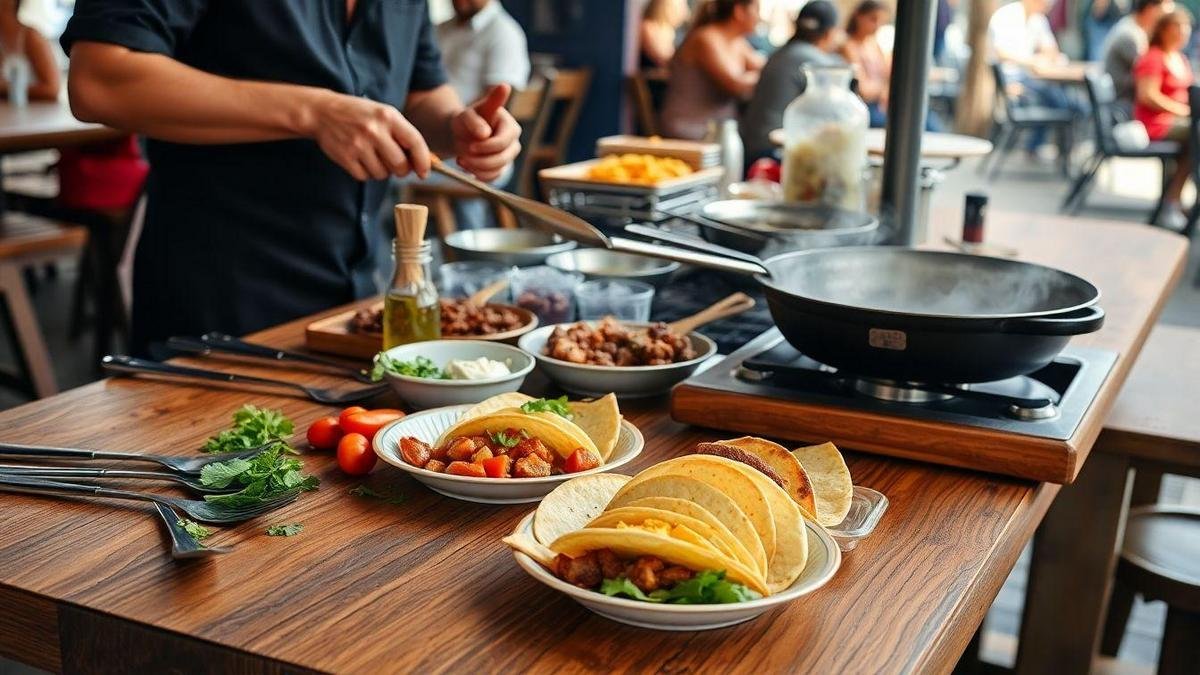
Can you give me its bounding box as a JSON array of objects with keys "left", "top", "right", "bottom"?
[
  {"left": 606, "top": 229, "right": 1104, "bottom": 384},
  {"left": 672, "top": 201, "right": 882, "bottom": 257}
]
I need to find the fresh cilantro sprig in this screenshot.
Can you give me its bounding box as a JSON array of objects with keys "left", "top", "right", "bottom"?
[
  {"left": 200, "top": 445, "right": 319, "bottom": 507},
  {"left": 520, "top": 396, "right": 573, "bottom": 420},
  {"left": 371, "top": 354, "right": 447, "bottom": 382},
  {"left": 266, "top": 523, "right": 303, "bottom": 537},
  {"left": 349, "top": 484, "right": 407, "bottom": 505},
  {"left": 599, "top": 570, "right": 760, "bottom": 604},
  {"left": 202, "top": 405, "right": 295, "bottom": 454},
  {"left": 487, "top": 429, "right": 528, "bottom": 449},
  {"left": 176, "top": 518, "right": 212, "bottom": 541}
]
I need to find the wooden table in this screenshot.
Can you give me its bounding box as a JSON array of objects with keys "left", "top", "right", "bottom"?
[
  {"left": 0, "top": 213, "right": 1187, "bottom": 673},
  {"left": 1017, "top": 325, "right": 1200, "bottom": 674},
  {"left": 0, "top": 100, "right": 122, "bottom": 153}
]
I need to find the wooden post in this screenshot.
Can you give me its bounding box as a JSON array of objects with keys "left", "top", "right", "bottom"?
[{"left": 955, "top": 0, "right": 997, "bottom": 136}]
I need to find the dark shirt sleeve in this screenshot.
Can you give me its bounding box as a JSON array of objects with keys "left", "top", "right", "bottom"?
[
  {"left": 409, "top": 2, "right": 447, "bottom": 92},
  {"left": 61, "top": 0, "right": 209, "bottom": 57}
]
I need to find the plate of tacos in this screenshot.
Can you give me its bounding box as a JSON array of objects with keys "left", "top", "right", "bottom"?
[
  {"left": 373, "top": 392, "right": 643, "bottom": 503},
  {"left": 503, "top": 437, "right": 872, "bottom": 629}
]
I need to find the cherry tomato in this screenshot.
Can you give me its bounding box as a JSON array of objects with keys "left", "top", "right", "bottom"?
[
  {"left": 341, "top": 409, "right": 405, "bottom": 442},
  {"left": 563, "top": 447, "right": 601, "bottom": 474},
  {"left": 306, "top": 416, "right": 343, "bottom": 451},
  {"left": 337, "top": 433, "right": 377, "bottom": 475},
  {"left": 338, "top": 406, "right": 367, "bottom": 427}
]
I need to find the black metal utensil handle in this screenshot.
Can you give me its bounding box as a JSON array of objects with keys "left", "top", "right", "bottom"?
[
  {"left": 101, "top": 354, "right": 307, "bottom": 394},
  {"left": 0, "top": 473, "right": 153, "bottom": 502},
  {"left": 200, "top": 333, "right": 366, "bottom": 373},
  {"left": 0, "top": 442, "right": 153, "bottom": 464}
]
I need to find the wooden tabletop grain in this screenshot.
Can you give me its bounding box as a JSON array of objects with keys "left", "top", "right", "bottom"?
[
  {"left": 0, "top": 101, "right": 123, "bottom": 152},
  {"left": 0, "top": 211, "right": 1187, "bottom": 674}
]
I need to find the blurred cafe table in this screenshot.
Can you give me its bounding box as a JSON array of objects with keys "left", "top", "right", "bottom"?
[
  {"left": 1029, "top": 60, "right": 1099, "bottom": 85},
  {"left": 0, "top": 100, "right": 122, "bottom": 154},
  {"left": 769, "top": 128, "right": 993, "bottom": 167}
]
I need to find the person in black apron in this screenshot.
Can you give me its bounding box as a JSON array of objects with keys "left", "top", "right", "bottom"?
[{"left": 60, "top": 1, "right": 521, "bottom": 355}]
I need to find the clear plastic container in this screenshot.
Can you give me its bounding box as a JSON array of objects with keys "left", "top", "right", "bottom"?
[
  {"left": 781, "top": 66, "right": 869, "bottom": 211},
  {"left": 438, "top": 261, "right": 510, "bottom": 301},
  {"left": 510, "top": 266, "right": 583, "bottom": 324},
  {"left": 575, "top": 279, "right": 655, "bottom": 322},
  {"left": 826, "top": 486, "right": 889, "bottom": 552}
]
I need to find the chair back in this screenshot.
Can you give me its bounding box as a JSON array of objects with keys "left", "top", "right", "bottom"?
[
  {"left": 1189, "top": 85, "right": 1200, "bottom": 181},
  {"left": 628, "top": 72, "right": 659, "bottom": 137},
  {"left": 525, "top": 67, "right": 592, "bottom": 196},
  {"left": 1083, "top": 71, "right": 1123, "bottom": 155},
  {"left": 990, "top": 62, "right": 1019, "bottom": 122},
  {"left": 507, "top": 68, "right": 557, "bottom": 199}
]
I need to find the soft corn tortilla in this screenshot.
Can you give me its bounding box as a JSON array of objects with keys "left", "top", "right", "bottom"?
[
  {"left": 461, "top": 393, "right": 534, "bottom": 420},
  {"left": 606, "top": 474, "right": 769, "bottom": 577},
  {"left": 717, "top": 456, "right": 808, "bottom": 593},
  {"left": 567, "top": 394, "right": 622, "bottom": 462},
  {"left": 434, "top": 408, "right": 599, "bottom": 459},
  {"left": 717, "top": 436, "right": 818, "bottom": 521},
  {"left": 534, "top": 473, "right": 631, "bottom": 546},
  {"left": 616, "top": 456, "right": 777, "bottom": 570},
  {"left": 550, "top": 527, "right": 769, "bottom": 596},
  {"left": 792, "top": 442, "right": 854, "bottom": 527},
  {"left": 623, "top": 496, "right": 761, "bottom": 577},
  {"left": 590, "top": 506, "right": 755, "bottom": 572}
]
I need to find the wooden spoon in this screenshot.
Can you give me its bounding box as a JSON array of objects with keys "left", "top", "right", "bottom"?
[
  {"left": 666, "top": 292, "right": 756, "bottom": 335},
  {"left": 467, "top": 277, "right": 510, "bottom": 306}
]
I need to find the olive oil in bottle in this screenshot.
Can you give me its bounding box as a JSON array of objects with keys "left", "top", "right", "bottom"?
[{"left": 383, "top": 204, "right": 441, "bottom": 349}]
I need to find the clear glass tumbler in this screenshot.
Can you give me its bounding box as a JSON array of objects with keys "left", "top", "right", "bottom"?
[
  {"left": 437, "top": 261, "right": 511, "bottom": 301},
  {"left": 509, "top": 266, "right": 583, "bottom": 324},
  {"left": 575, "top": 279, "right": 655, "bottom": 322}
]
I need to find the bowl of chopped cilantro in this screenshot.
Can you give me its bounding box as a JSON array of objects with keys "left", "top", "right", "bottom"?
[{"left": 371, "top": 340, "right": 534, "bottom": 410}]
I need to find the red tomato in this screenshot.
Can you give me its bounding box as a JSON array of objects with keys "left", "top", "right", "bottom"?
[
  {"left": 341, "top": 409, "right": 405, "bottom": 441},
  {"left": 306, "top": 416, "right": 343, "bottom": 451},
  {"left": 446, "top": 460, "right": 487, "bottom": 478},
  {"left": 563, "top": 447, "right": 601, "bottom": 474},
  {"left": 337, "top": 433, "right": 377, "bottom": 475},
  {"left": 482, "top": 455, "right": 512, "bottom": 478},
  {"left": 338, "top": 406, "right": 368, "bottom": 427}
]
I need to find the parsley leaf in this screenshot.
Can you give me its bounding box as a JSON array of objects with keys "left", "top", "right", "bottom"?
[
  {"left": 349, "top": 484, "right": 407, "bottom": 505},
  {"left": 371, "top": 354, "right": 447, "bottom": 381},
  {"left": 266, "top": 523, "right": 303, "bottom": 537},
  {"left": 202, "top": 405, "right": 295, "bottom": 454},
  {"left": 176, "top": 518, "right": 212, "bottom": 541},
  {"left": 520, "top": 396, "right": 573, "bottom": 419},
  {"left": 599, "top": 570, "right": 760, "bottom": 605},
  {"left": 487, "top": 429, "right": 527, "bottom": 449},
  {"left": 200, "top": 445, "right": 319, "bottom": 507}
]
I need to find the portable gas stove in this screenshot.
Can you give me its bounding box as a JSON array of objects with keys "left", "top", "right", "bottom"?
[{"left": 671, "top": 329, "right": 1117, "bottom": 483}]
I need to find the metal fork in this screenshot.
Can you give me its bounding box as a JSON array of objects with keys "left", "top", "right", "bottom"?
[
  {"left": 154, "top": 502, "right": 232, "bottom": 558},
  {"left": 0, "top": 442, "right": 275, "bottom": 475},
  {"left": 101, "top": 354, "right": 389, "bottom": 404},
  {"left": 0, "top": 465, "right": 238, "bottom": 495},
  {"left": 164, "top": 333, "right": 373, "bottom": 384},
  {"left": 0, "top": 474, "right": 299, "bottom": 523}
]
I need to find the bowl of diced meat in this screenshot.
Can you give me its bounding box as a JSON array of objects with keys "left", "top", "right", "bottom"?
[{"left": 518, "top": 318, "right": 717, "bottom": 398}]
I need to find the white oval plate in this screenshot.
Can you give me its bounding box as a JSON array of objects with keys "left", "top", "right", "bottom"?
[
  {"left": 373, "top": 405, "right": 644, "bottom": 504},
  {"left": 509, "top": 511, "right": 842, "bottom": 630}
]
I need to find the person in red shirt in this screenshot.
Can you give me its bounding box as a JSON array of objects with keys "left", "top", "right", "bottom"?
[{"left": 1134, "top": 9, "right": 1194, "bottom": 227}]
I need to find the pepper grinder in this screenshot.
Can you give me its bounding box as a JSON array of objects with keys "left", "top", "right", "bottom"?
[{"left": 383, "top": 204, "right": 440, "bottom": 348}]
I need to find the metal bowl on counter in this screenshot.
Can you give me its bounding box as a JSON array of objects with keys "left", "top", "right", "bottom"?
[
  {"left": 694, "top": 200, "right": 880, "bottom": 257},
  {"left": 544, "top": 249, "right": 680, "bottom": 288},
  {"left": 443, "top": 228, "right": 577, "bottom": 267}
]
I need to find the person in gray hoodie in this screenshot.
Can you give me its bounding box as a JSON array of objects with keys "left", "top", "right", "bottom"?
[{"left": 740, "top": 0, "right": 845, "bottom": 163}]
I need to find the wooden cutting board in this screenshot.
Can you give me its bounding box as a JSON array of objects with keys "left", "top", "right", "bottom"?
[{"left": 305, "top": 303, "right": 382, "bottom": 360}]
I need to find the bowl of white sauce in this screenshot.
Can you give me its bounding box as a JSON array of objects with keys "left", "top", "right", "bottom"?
[{"left": 372, "top": 340, "right": 534, "bottom": 410}]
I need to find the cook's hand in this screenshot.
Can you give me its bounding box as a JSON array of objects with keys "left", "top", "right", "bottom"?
[
  {"left": 308, "top": 91, "right": 432, "bottom": 181},
  {"left": 450, "top": 84, "right": 522, "bottom": 182}
]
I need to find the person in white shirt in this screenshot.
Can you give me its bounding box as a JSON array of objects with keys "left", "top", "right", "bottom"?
[
  {"left": 437, "top": 0, "right": 530, "bottom": 104},
  {"left": 987, "top": 0, "right": 1085, "bottom": 155}
]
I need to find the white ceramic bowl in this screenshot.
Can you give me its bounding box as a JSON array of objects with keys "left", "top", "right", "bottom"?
[
  {"left": 373, "top": 404, "right": 644, "bottom": 504},
  {"left": 518, "top": 323, "right": 717, "bottom": 398},
  {"left": 509, "top": 511, "right": 842, "bottom": 630},
  {"left": 378, "top": 340, "right": 534, "bottom": 410}
]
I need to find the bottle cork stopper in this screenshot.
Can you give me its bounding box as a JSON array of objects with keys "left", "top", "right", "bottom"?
[{"left": 393, "top": 203, "right": 429, "bottom": 285}]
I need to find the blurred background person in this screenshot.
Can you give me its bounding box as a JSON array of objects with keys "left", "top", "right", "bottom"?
[
  {"left": 1084, "top": 1, "right": 1131, "bottom": 60},
  {"left": 840, "top": 1, "right": 890, "bottom": 128},
  {"left": 741, "top": 0, "right": 842, "bottom": 162},
  {"left": 437, "top": 0, "right": 529, "bottom": 105},
  {"left": 640, "top": 0, "right": 689, "bottom": 70},
  {"left": 1103, "top": 0, "right": 1172, "bottom": 114},
  {"left": 0, "top": 0, "right": 58, "bottom": 101},
  {"left": 1134, "top": 8, "right": 1194, "bottom": 227},
  {"left": 660, "top": 0, "right": 765, "bottom": 139}
]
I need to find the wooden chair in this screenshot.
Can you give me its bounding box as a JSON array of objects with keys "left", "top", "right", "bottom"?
[
  {"left": 0, "top": 212, "right": 87, "bottom": 397},
  {"left": 1179, "top": 85, "right": 1200, "bottom": 240},
  {"left": 527, "top": 67, "right": 592, "bottom": 198},
  {"left": 403, "top": 70, "right": 558, "bottom": 236},
  {"left": 628, "top": 72, "right": 659, "bottom": 137}
]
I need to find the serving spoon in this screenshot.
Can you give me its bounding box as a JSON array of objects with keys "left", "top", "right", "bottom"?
[{"left": 666, "top": 292, "right": 756, "bottom": 335}]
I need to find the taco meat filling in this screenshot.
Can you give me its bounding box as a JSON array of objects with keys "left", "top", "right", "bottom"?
[
  {"left": 554, "top": 549, "right": 694, "bottom": 592},
  {"left": 398, "top": 431, "right": 600, "bottom": 479}
]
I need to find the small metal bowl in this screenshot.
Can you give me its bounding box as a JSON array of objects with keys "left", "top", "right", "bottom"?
[
  {"left": 545, "top": 249, "right": 680, "bottom": 288},
  {"left": 443, "top": 228, "right": 577, "bottom": 267}
]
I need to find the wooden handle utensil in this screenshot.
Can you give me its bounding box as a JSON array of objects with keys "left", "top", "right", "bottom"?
[
  {"left": 667, "top": 292, "right": 756, "bottom": 335},
  {"left": 468, "top": 278, "right": 510, "bottom": 306}
]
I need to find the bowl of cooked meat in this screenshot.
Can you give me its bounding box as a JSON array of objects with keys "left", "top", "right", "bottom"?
[
  {"left": 349, "top": 298, "right": 538, "bottom": 345},
  {"left": 518, "top": 317, "right": 718, "bottom": 398}
]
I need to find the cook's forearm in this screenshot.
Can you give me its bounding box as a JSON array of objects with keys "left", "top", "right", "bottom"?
[
  {"left": 404, "top": 84, "right": 465, "bottom": 156},
  {"left": 67, "top": 42, "right": 324, "bottom": 144}
]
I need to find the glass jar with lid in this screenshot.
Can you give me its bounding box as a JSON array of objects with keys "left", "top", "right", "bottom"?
[
  {"left": 781, "top": 66, "right": 869, "bottom": 211},
  {"left": 383, "top": 240, "right": 441, "bottom": 349}
]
